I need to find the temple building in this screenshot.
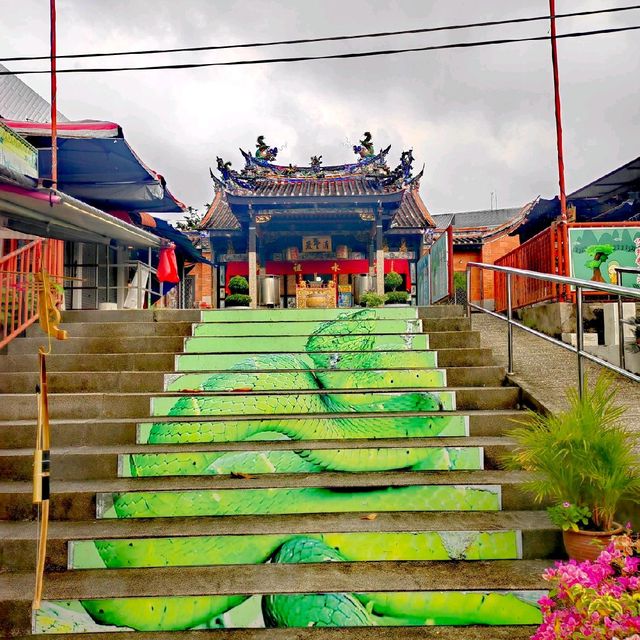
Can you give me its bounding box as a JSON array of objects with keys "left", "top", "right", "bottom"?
[{"left": 199, "top": 134, "right": 435, "bottom": 308}]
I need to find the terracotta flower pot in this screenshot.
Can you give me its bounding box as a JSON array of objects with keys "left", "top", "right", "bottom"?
[{"left": 562, "top": 523, "right": 624, "bottom": 562}]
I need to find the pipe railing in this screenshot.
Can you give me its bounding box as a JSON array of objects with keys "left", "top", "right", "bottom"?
[
  {"left": 0, "top": 238, "right": 64, "bottom": 348},
  {"left": 466, "top": 262, "right": 640, "bottom": 397}
]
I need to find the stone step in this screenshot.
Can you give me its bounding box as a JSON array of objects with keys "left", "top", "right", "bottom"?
[
  {"left": 176, "top": 349, "right": 439, "bottom": 371},
  {"left": 12, "top": 626, "right": 539, "bottom": 639},
  {"left": 26, "top": 321, "right": 196, "bottom": 338},
  {"left": 0, "top": 387, "right": 520, "bottom": 421},
  {"left": 7, "top": 336, "right": 188, "bottom": 355},
  {"left": 436, "top": 348, "right": 494, "bottom": 367},
  {"left": 149, "top": 389, "right": 458, "bottom": 418},
  {"left": 201, "top": 308, "right": 418, "bottom": 322},
  {"left": 0, "top": 366, "right": 506, "bottom": 394},
  {"left": 0, "top": 410, "right": 524, "bottom": 449},
  {"left": 0, "top": 352, "right": 177, "bottom": 373},
  {"left": 60, "top": 309, "right": 201, "bottom": 323},
  {"left": 183, "top": 333, "right": 430, "bottom": 353},
  {"left": 418, "top": 305, "right": 465, "bottom": 319},
  {"left": 3, "top": 561, "right": 548, "bottom": 635},
  {"left": 0, "top": 347, "right": 494, "bottom": 373},
  {"left": 427, "top": 331, "right": 480, "bottom": 349},
  {"left": 0, "top": 437, "right": 514, "bottom": 480},
  {"left": 420, "top": 317, "right": 471, "bottom": 332},
  {"left": 0, "top": 470, "right": 537, "bottom": 520},
  {"left": 0, "top": 511, "right": 560, "bottom": 572},
  {"left": 68, "top": 528, "right": 523, "bottom": 570},
  {"left": 192, "top": 318, "right": 424, "bottom": 337}
]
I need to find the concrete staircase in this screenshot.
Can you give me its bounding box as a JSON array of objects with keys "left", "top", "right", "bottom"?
[{"left": 0, "top": 306, "right": 559, "bottom": 638}]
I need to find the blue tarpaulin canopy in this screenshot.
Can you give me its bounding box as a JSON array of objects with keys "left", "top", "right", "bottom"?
[{"left": 4, "top": 120, "right": 185, "bottom": 213}]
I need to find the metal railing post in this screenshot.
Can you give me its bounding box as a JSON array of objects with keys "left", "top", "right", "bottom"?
[
  {"left": 616, "top": 271, "right": 626, "bottom": 372},
  {"left": 466, "top": 266, "right": 471, "bottom": 319},
  {"left": 147, "top": 248, "right": 152, "bottom": 309},
  {"left": 575, "top": 285, "right": 584, "bottom": 398},
  {"left": 506, "top": 272, "right": 514, "bottom": 374}
]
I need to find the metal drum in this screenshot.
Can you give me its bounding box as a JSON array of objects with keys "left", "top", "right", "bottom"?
[
  {"left": 258, "top": 275, "right": 280, "bottom": 307},
  {"left": 353, "top": 274, "right": 376, "bottom": 304}
]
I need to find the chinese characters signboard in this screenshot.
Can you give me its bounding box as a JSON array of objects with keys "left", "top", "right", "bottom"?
[{"left": 302, "top": 236, "right": 332, "bottom": 253}]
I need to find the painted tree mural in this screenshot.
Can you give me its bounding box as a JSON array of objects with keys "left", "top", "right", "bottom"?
[{"left": 585, "top": 244, "right": 614, "bottom": 282}]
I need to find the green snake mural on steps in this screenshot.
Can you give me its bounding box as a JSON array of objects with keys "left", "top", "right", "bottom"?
[{"left": 35, "top": 309, "right": 543, "bottom": 634}]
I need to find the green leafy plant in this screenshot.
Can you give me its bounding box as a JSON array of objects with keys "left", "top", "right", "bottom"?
[
  {"left": 547, "top": 502, "right": 592, "bottom": 532},
  {"left": 384, "top": 271, "right": 403, "bottom": 292},
  {"left": 359, "top": 291, "right": 385, "bottom": 308},
  {"left": 504, "top": 373, "right": 640, "bottom": 532},
  {"left": 225, "top": 293, "right": 251, "bottom": 307},
  {"left": 385, "top": 290, "right": 409, "bottom": 305},
  {"left": 228, "top": 276, "right": 249, "bottom": 294}
]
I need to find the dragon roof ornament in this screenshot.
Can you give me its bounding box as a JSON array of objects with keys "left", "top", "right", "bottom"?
[{"left": 211, "top": 133, "right": 422, "bottom": 192}]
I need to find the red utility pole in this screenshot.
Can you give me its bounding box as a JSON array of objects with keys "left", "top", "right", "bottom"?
[
  {"left": 549, "top": 0, "right": 567, "bottom": 222},
  {"left": 50, "top": 0, "right": 58, "bottom": 189}
]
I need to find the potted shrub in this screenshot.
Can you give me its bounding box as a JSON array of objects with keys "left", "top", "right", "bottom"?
[
  {"left": 228, "top": 275, "right": 249, "bottom": 294},
  {"left": 384, "top": 270, "right": 409, "bottom": 306},
  {"left": 359, "top": 290, "right": 385, "bottom": 308},
  {"left": 384, "top": 270, "right": 403, "bottom": 292},
  {"left": 504, "top": 373, "right": 640, "bottom": 561},
  {"left": 533, "top": 532, "right": 640, "bottom": 640},
  {"left": 385, "top": 290, "right": 409, "bottom": 305},
  {"left": 224, "top": 293, "right": 252, "bottom": 307},
  {"left": 226, "top": 275, "right": 251, "bottom": 308}
]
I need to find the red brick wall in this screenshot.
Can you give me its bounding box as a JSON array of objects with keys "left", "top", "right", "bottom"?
[
  {"left": 452, "top": 248, "right": 482, "bottom": 302},
  {"left": 191, "top": 252, "right": 214, "bottom": 307},
  {"left": 480, "top": 235, "right": 520, "bottom": 305}
]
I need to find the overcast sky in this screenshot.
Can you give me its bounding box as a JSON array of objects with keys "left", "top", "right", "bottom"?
[{"left": 1, "top": 0, "right": 638, "bottom": 217}]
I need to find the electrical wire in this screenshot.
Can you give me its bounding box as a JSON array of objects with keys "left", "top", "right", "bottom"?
[
  {"left": 1, "top": 4, "right": 639, "bottom": 63},
  {"left": 1, "top": 24, "right": 638, "bottom": 75}
]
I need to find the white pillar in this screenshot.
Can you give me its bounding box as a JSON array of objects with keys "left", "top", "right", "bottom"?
[{"left": 248, "top": 221, "right": 257, "bottom": 309}]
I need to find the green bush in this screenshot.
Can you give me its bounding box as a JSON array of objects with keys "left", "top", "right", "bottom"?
[
  {"left": 385, "top": 290, "right": 409, "bottom": 304},
  {"left": 503, "top": 373, "right": 640, "bottom": 532},
  {"left": 225, "top": 293, "right": 252, "bottom": 307},
  {"left": 384, "top": 271, "right": 403, "bottom": 292},
  {"left": 228, "top": 275, "right": 249, "bottom": 294},
  {"left": 359, "top": 291, "right": 385, "bottom": 308}
]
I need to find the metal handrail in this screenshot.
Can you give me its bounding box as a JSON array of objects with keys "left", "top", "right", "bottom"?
[{"left": 466, "top": 262, "right": 640, "bottom": 396}]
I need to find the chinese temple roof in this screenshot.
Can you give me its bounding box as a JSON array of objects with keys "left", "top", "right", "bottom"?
[{"left": 202, "top": 134, "right": 433, "bottom": 232}]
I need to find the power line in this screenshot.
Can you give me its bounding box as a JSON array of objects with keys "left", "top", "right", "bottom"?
[
  {"left": 1, "top": 25, "right": 638, "bottom": 76},
  {"left": 1, "top": 4, "right": 639, "bottom": 63}
]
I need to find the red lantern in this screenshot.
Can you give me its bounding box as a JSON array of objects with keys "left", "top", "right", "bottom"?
[{"left": 157, "top": 243, "right": 179, "bottom": 283}]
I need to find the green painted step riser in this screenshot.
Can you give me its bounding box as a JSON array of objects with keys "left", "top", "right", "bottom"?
[
  {"left": 165, "top": 369, "right": 447, "bottom": 392},
  {"left": 97, "top": 485, "right": 501, "bottom": 519},
  {"left": 193, "top": 318, "right": 423, "bottom": 337},
  {"left": 184, "top": 334, "right": 429, "bottom": 353},
  {"left": 150, "top": 391, "right": 456, "bottom": 417},
  {"left": 34, "top": 590, "right": 542, "bottom": 633},
  {"left": 201, "top": 308, "right": 418, "bottom": 322},
  {"left": 119, "top": 447, "right": 484, "bottom": 477},
  {"left": 176, "top": 350, "right": 438, "bottom": 372},
  {"left": 69, "top": 530, "right": 522, "bottom": 569},
  {"left": 137, "top": 414, "right": 469, "bottom": 444}
]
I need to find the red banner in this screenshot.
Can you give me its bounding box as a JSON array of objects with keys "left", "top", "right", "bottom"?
[{"left": 223, "top": 259, "right": 410, "bottom": 293}]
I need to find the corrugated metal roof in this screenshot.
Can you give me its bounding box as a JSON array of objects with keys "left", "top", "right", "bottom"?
[
  {"left": 432, "top": 207, "right": 523, "bottom": 229},
  {"left": 0, "top": 64, "right": 68, "bottom": 122},
  {"left": 568, "top": 156, "right": 640, "bottom": 200}
]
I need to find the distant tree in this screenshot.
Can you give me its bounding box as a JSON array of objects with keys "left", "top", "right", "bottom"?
[
  {"left": 585, "top": 244, "right": 614, "bottom": 282},
  {"left": 175, "top": 205, "right": 207, "bottom": 231}
]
